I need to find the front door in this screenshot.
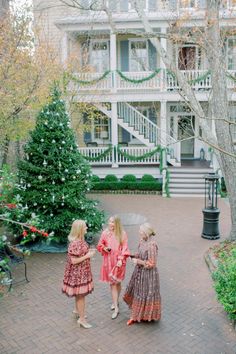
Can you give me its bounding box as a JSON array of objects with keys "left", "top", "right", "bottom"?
[{"left": 178, "top": 116, "right": 195, "bottom": 158}]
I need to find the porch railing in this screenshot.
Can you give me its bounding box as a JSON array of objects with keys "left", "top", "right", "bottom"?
[
  {"left": 79, "top": 146, "right": 160, "bottom": 166},
  {"left": 73, "top": 69, "right": 236, "bottom": 92}
]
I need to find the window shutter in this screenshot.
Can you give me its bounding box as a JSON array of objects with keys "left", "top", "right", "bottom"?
[
  {"left": 198, "top": 0, "right": 206, "bottom": 8},
  {"left": 120, "top": 0, "right": 128, "bottom": 12},
  {"left": 148, "top": 0, "right": 157, "bottom": 11},
  {"left": 169, "top": 0, "right": 177, "bottom": 10},
  {"left": 120, "top": 40, "right": 129, "bottom": 72},
  {"left": 148, "top": 40, "right": 157, "bottom": 70}
]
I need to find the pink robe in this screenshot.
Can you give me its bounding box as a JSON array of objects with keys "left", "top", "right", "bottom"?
[{"left": 97, "top": 229, "right": 129, "bottom": 284}]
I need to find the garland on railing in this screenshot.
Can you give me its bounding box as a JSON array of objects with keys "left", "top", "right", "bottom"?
[
  {"left": 70, "top": 70, "right": 111, "bottom": 85},
  {"left": 167, "top": 69, "right": 211, "bottom": 85},
  {"left": 82, "top": 146, "right": 112, "bottom": 161},
  {"left": 66, "top": 68, "right": 236, "bottom": 87},
  {"left": 117, "top": 145, "right": 161, "bottom": 161},
  {"left": 159, "top": 148, "right": 170, "bottom": 197},
  {"left": 116, "top": 69, "right": 161, "bottom": 84}
]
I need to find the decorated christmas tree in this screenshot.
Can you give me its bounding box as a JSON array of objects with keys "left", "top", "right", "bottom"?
[{"left": 15, "top": 87, "right": 104, "bottom": 245}]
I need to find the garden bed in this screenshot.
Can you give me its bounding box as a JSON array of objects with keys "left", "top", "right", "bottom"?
[{"left": 205, "top": 240, "right": 236, "bottom": 330}]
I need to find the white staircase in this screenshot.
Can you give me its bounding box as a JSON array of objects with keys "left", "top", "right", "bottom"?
[
  {"left": 94, "top": 102, "right": 180, "bottom": 165},
  {"left": 169, "top": 166, "right": 213, "bottom": 197}
]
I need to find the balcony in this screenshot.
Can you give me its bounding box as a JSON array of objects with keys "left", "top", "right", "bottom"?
[{"left": 71, "top": 69, "right": 236, "bottom": 95}]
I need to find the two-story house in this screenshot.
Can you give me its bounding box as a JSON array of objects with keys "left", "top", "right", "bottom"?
[{"left": 33, "top": 0, "right": 236, "bottom": 196}]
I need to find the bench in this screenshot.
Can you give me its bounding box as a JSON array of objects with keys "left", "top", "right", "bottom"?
[{"left": 0, "top": 244, "right": 29, "bottom": 292}]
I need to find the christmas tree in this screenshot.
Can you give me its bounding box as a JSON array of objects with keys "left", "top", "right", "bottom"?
[{"left": 15, "top": 87, "right": 104, "bottom": 245}]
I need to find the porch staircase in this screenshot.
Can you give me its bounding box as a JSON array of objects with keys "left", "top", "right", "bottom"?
[
  {"left": 94, "top": 102, "right": 180, "bottom": 166},
  {"left": 169, "top": 165, "right": 213, "bottom": 197}
]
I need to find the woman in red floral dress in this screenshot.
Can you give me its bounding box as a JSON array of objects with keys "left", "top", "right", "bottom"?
[
  {"left": 97, "top": 215, "right": 129, "bottom": 320},
  {"left": 62, "top": 220, "right": 95, "bottom": 329}
]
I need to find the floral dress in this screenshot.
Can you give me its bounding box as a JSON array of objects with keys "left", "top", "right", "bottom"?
[
  {"left": 62, "top": 239, "right": 93, "bottom": 297},
  {"left": 97, "top": 229, "right": 129, "bottom": 284},
  {"left": 123, "top": 236, "right": 161, "bottom": 322}
]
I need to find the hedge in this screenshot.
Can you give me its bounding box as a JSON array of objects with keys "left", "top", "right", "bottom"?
[{"left": 90, "top": 174, "right": 162, "bottom": 192}]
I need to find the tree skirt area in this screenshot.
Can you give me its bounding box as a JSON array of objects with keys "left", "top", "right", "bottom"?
[{"left": 19, "top": 241, "right": 67, "bottom": 253}]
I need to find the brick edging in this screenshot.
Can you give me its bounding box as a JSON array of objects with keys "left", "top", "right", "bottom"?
[{"left": 87, "top": 190, "right": 162, "bottom": 195}]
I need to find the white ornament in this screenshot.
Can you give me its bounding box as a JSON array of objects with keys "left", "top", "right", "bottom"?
[
  {"left": 59, "top": 123, "right": 63, "bottom": 126},
  {"left": 27, "top": 183, "right": 31, "bottom": 187},
  {"left": 38, "top": 175, "right": 43, "bottom": 180},
  {"left": 52, "top": 139, "right": 56, "bottom": 143},
  {"left": 61, "top": 203, "right": 64, "bottom": 206},
  {"left": 61, "top": 177, "right": 65, "bottom": 181},
  {"left": 52, "top": 195, "right": 55, "bottom": 203},
  {"left": 59, "top": 147, "right": 62, "bottom": 150},
  {"left": 33, "top": 202, "right": 37, "bottom": 206},
  {"left": 43, "top": 205, "right": 46, "bottom": 208},
  {"left": 65, "top": 169, "right": 68, "bottom": 173},
  {"left": 43, "top": 160, "right": 47, "bottom": 166},
  {"left": 50, "top": 213, "right": 53, "bottom": 217},
  {"left": 41, "top": 139, "right": 44, "bottom": 142},
  {"left": 62, "top": 141, "right": 65, "bottom": 144},
  {"left": 44, "top": 121, "right": 48, "bottom": 125},
  {"left": 59, "top": 161, "right": 62, "bottom": 168},
  {"left": 73, "top": 176, "right": 76, "bottom": 179},
  {"left": 52, "top": 180, "right": 55, "bottom": 185}
]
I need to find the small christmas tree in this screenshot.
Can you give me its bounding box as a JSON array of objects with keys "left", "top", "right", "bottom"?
[{"left": 15, "top": 87, "right": 104, "bottom": 244}]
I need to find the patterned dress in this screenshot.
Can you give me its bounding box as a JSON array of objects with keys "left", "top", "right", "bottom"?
[
  {"left": 97, "top": 229, "right": 129, "bottom": 284},
  {"left": 62, "top": 239, "right": 93, "bottom": 297},
  {"left": 123, "top": 236, "right": 161, "bottom": 322}
]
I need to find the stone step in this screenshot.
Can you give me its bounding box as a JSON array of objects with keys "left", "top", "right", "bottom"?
[
  {"left": 169, "top": 188, "right": 205, "bottom": 193},
  {"left": 170, "top": 193, "right": 205, "bottom": 197},
  {"left": 169, "top": 183, "right": 205, "bottom": 188},
  {"left": 169, "top": 178, "right": 205, "bottom": 184}
]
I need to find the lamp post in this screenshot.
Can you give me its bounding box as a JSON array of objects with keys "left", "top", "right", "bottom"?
[{"left": 201, "top": 173, "right": 220, "bottom": 240}]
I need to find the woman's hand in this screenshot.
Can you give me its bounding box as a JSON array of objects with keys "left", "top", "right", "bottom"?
[
  {"left": 103, "top": 246, "right": 111, "bottom": 253},
  {"left": 116, "top": 260, "right": 122, "bottom": 267},
  {"left": 132, "top": 258, "right": 138, "bottom": 265},
  {"left": 87, "top": 249, "right": 96, "bottom": 258}
]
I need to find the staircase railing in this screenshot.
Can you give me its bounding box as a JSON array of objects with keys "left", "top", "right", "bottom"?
[{"left": 117, "top": 102, "right": 158, "bottom": 144}]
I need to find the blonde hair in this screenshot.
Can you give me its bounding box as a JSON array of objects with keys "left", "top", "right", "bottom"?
[
  {"left": 140, "top": 222, "right": 156, "bottom": 240},
  {"left": 68, "top": 220, "right": 86, "bottom": 242},
  {"left": 109, "top": 215, "right": 124, "bottom": 244}
]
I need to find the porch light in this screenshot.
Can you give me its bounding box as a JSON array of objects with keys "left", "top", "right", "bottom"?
[{"left": 201, "top": 173, "right": 220, "bottom": 240}]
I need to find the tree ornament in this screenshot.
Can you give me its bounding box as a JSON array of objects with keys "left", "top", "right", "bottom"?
[
  {"left": 38, "top": 175, "right": 43, "bottom": 180},
  {"left": 43, "top": 159, "right": 47, "bottom": 166},
  {"left": 65, "top": 169, "right": 68, "bottom": 173},
  {"left": 62, "top": 141, "right": 65, "bottom": 144},
  {"left": 33, "top": 202, "right": 37, "bottom": 206},
  {"left": 41, "top": 139, "right": 44, "bottom": 142},
  {"left": 61, "top": 177, "right": 65, "bottom": 181},
  {"left": 52, "top": 180, "right": 55, "bottom": 185},
  {"left": 59, "top": 161, "right": 62, "bottom": 168},
  {"left": 52, "top": 139, "right": 56, "bottom": 143},
  {"left": 27, "top": 183, "right": 31, "bottom": 187}
]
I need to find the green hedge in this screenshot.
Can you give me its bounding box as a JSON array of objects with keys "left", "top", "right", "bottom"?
[
  {"left": 90, "top": 174, "right": 162, "bottom": 192},
  {"left": 212, "top": 246, "right": 236, "bottom": 320}
]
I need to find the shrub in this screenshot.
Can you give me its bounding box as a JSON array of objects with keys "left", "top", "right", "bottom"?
[
  {"left": 121, "top": 174, "right": 137, "bottom": 182},
  {"left": 212, "top": 247, "right": 236, "bottom": 320},
  {"left": 104, "top": 174, "right": 119, "bottom": 182},
  {"left": 91, "top": 175, "right": 100, "bottom": 183},
  {"left": 141, "top": 174, "right": 156, "bottom": 182}
]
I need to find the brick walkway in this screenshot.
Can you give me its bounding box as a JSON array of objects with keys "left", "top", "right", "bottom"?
[{"left": 0, "top": 195, "right": 236, "bottom": 354}]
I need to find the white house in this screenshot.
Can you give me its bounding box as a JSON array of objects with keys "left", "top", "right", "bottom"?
[{"left": 33, "top": 0, "right": 236, "bottom": 196}]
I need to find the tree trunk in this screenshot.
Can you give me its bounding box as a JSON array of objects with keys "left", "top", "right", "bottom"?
[
  {"left": 1, "top": 136, "right": 10, "bottom": 168},
  {"left": 206, "top": 0, "right": 236, "bottom": 240}
]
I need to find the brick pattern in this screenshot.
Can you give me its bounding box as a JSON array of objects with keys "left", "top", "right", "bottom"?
[{"left": 0, "top": 195, "right": 236, "bottom": 354}]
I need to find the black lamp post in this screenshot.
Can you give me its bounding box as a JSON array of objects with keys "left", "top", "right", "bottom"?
[{"left": 201, "top": 173, "right": 220, "bottom": 240}]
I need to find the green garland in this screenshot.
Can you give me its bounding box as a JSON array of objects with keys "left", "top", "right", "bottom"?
[
  {"left": 117, "top": 145, "right": 161, "bottom": 161},
  {"left": 167, "top": 69, "right": 211, "bottom": 85},
  {"left": 82, "top": 146, "right": 112, "bottom": 161},
  {"left": 70, "top": 70, "right": 111, "bottom": 85},
  {"left": 116, "top": 69, "right": 161, "bottom": 84}
]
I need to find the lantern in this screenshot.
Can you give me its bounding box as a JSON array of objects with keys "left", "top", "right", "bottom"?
[{"left": 201, "top": 173, "right": 220, "bottom": 240}]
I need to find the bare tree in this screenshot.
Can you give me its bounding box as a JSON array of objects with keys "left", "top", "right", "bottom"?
[{"left": 51, "top": 0, "right": 236, "bottom": 239}]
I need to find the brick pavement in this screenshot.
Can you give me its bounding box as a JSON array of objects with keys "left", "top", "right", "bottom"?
[{"left": 0, "top": 195, "right": 236, "bottom": 354}]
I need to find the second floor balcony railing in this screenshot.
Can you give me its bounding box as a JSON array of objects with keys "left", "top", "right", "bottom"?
[{"left": 72, "top": 69, "right": 236, "bottom": 93}]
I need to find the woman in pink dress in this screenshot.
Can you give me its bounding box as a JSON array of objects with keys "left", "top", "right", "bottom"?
[
  {"left": 62, "top": 220, "right": 95, "bottom": 329},
  {"left": 97, "top": 215, "right": 129, "bottom": 319}
]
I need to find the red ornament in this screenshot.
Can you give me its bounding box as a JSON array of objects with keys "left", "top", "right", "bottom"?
[{"left": 22, "top": 230, "right": 28, "bottom": 237}]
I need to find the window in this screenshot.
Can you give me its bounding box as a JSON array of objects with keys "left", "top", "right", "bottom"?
[
  {"left": 178, "top": 45, "right": 202, "bottom": 70},
  {"left": 180, "top": 0, "right": 196, "bottom": 7},
  {"left": 93, "top": 116, "right": 109, "bottom": 141},
  {"left": 227, "top": 38, "right": 236, "bottom": 70},
  {"left": 129, "top": 40, "right": 148, "bottom": 72},
  {"left": 90, "top": 41, "right": 109, "bottom": 72}
]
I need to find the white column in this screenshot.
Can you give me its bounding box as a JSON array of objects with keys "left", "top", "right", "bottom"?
[
  {"left": 110, "top": 32, "right": 117, "bottom": 92},
  {"left": 61, "top": 32, "right": 68, "bottom": 66},
  {"left": 111, "top": 102, "right": 118, "bottom": 167},
  {"left": 160, "top": 28, "right": 167, "bottom": 91},
  {"left": 160, "top": 100, "right": 167, "bottom": 148}
]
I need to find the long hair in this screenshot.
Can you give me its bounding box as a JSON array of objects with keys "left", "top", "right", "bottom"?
[
  {"left": 113, "top": 215, "right": 124, "bottom": 244},
  {"left": 140, "top": 222, "right": 156, "bottom": 240},
  {"left": 68, "top": 220, "right": 86, "bottom": 242}
]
